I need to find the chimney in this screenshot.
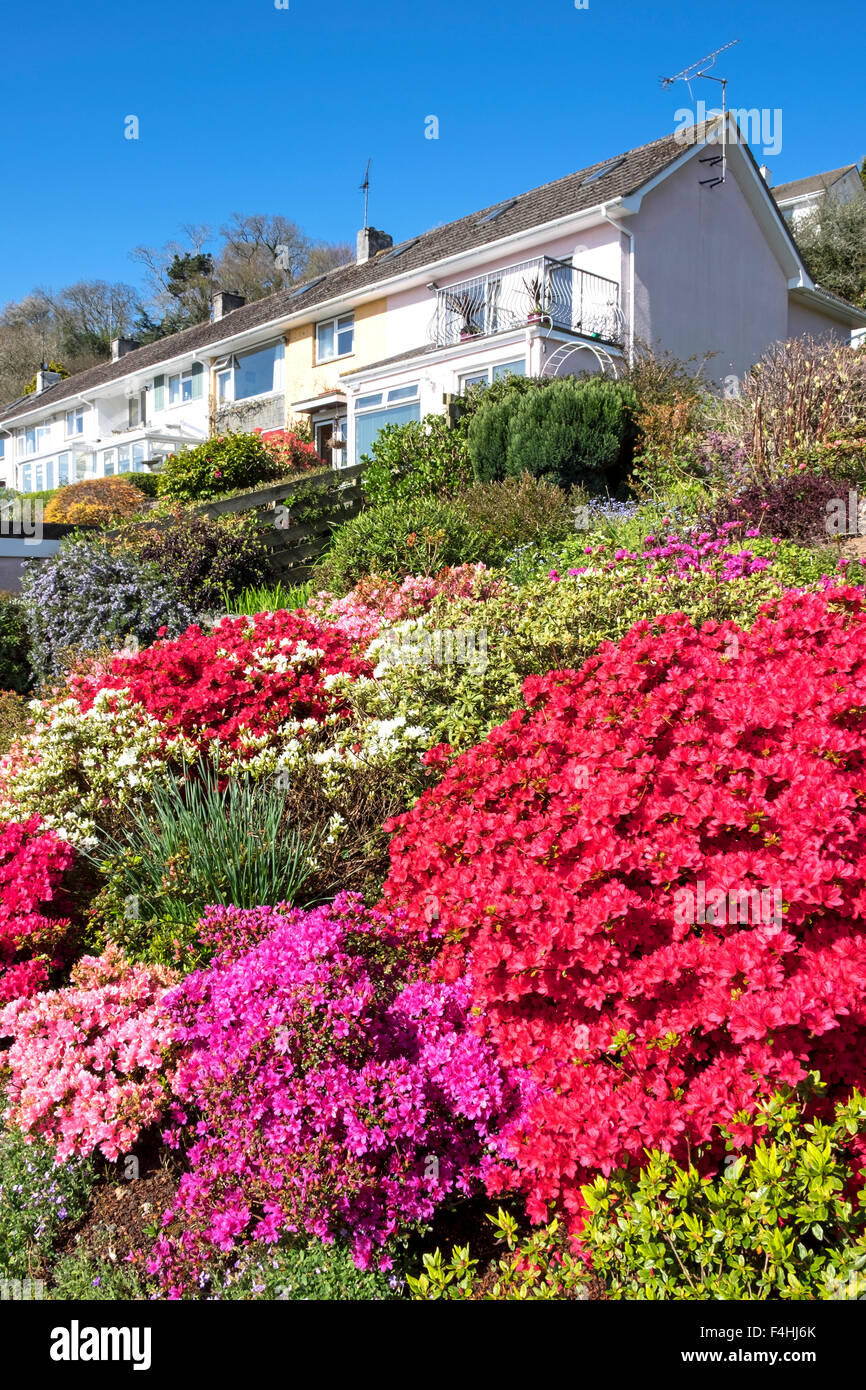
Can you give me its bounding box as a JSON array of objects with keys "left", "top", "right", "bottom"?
[
  {"left": 211, "top": 290, "right": 246, "bottom": 321},
  {"left": 356, "top": 227, "right": 393, "bottom": 264},
  {"left": 34, "top": 365, "right": 63, "bottom": 395},
  {"left": 111, "top": 337, "right": 141, "bottom": 362},
  {"left": 759, "top": 164, "right": 772, "bottom": 186}
]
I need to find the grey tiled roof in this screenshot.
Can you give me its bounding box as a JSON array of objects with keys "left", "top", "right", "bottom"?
[
  {"left": 773, "top": 165, "right": 859, "bottom": 202},
  {"left": 0, "top": 124, "right": 704, "bottom": 426}
]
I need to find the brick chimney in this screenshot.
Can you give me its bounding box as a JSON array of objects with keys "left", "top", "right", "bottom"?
[
  {"left": 211, "top": 290, "right": 246, "bottom": 320},
  {"left": 111, "top": 337, "right": 141, "bottom": 361},
  {"left": 356, "top": 227, "right": 393, "bottom": 264}
]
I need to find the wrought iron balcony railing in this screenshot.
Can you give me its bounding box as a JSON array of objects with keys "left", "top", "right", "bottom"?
[{"left": 428, "top": 255, "right": 623, "bottom": 348}]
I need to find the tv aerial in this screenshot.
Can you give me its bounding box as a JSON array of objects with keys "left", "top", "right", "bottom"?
[
  {"left": 661, "top": 39, "right": 740, "bottom": 188},
  {"left": 360, "top": 159, "right": 372, "bottom": 229}
]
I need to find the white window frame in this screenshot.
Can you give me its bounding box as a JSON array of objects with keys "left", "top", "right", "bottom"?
[
  {"left": 316, "top": 313, "right": 354, "bottom": 364},
  {"left": 65, "top": 407, "right": 85, "bottom": 438},
  {"left": 458, "top": 358, "right": 526, "bottom": 393}
]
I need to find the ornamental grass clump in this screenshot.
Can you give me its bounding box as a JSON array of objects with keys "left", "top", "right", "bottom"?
[
  {"left": 383, "top": 587, "right": 866, "bottom": 1235},
  {"left": 148, "top": 894, "right": 521, "bottom": 1294}
]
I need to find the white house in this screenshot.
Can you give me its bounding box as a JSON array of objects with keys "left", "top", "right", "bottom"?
[
  {"left": 772, "top": 163, "right": 865, "bottom": 228},
  {"left": 1, "top": 116, "right": 864, "bottom": 490}
]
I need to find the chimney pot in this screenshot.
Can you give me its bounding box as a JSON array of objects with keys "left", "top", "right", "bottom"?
[
  {"left": 356, "top": 227, "right": 393, "bottom": 264},
  {"left": 759, "top": 164, "right": 772, "bottom": 186},
  {"left": 212, "top": 290, "right": 246, "bottom": 320}
]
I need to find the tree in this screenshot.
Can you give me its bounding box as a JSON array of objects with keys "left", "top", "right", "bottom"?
[
  {"left": 215, "top": 213, "right": 352, "bottom": 300},
  {"left": 795, "top": 196, "right": 866, "bottom": 308}
]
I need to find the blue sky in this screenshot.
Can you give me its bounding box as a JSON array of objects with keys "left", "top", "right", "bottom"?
[{"left": 0, "top": 0, "right": 861, "bottom": 303}]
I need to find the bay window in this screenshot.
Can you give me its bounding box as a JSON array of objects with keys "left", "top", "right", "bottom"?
[{"left": 217, "top": 343, "right": 284, "bottom": 403}]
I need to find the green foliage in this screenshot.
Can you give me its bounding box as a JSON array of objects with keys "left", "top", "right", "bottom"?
[
  {"left": 314, "top": 495, "right": 485, "bottom": 595},
  {"left": 117, "top": 471, "right": 160, "bottom": 497},
  {"left": 361, "top": 412, "right": 473, "bottom": 505},
  {"left": 465, "top": 375, "right": 552, "bottom": 483},
  {"left": 0, "top": 1123, "right": 94, "bottom": 1281},
  {"left": 48, "top": 1251, "right": 151, "bottom": 1301},
  {"left": 119, "top": 512, "right": 271, "bottom": 612},
  {"left": 157, "top": 431, "right": 286, "bottom": 504},
  {"left": 85, "top": 758, "right": 318, "bottom": 969},
  {"left": 450, "top": 475, "right": 578, "bottom": 563},
  {"left": 213, "top": 1237, "right": 403, "bottom": 1300},
  {"left": 0, "top": 689, "right": 28, "bottom": 755},
  {"left": 367, "top": 548, "right": 836, "bottom": 754},
  {"left": 581, "top": 1082, "right": 866, "bottom": 1300},
  {"left": 223, "top": 580, "right": 312, "bottom": 615},
  {"left": 505, "top": 376, "right": 639, "bottom": 490},
  {"left": 796, "top": 196, "right": 866, "bottom": 309},
  {"left": 0, "top": 593, "right": 33, "bottom": 693},
  {"left": 408, "top": 1209, "right": 587, "bottom": 1300}
]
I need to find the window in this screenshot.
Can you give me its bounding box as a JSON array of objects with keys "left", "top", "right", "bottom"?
[
  {"left": 581, "top": 157, "right": 626, "bottom": 186},
  {"left": 34, "top": 462, "right": 44, "bottom": 490},
  {"left": 217, "top": 369, "right": 232, "bottom": 403},
  {"left": 75, "top": 454, "right": 92, "bottom": 481},
  {"left": 21, "top": 465, "right": 32, "bottom": 492},
  {"left": 0, "top": 439, "right": 4, "bottom": 459},
  {"left": 458, "top": 359, "right": 526, "bottom": 393},
  {"left": 103, "top": 449, "right": 116, "bottom": 476},
  {"left": 45, "top": 459, "right": 54, "bottom": 490},
  {"left": 57, "top": 452, "right": 70, "bottom": 486},
  {"left": 36, "top": 424, "right": 51, "bottom": 452},
  {"left": 316, "top": 314, "right": 354, "bottom": 363},
  {"left": 166, "top": 364, "right": 204, "bottom": 407},
  {"left": 66, "top": 408, "right": 84, "bottom": 437},
  {"left": 379, "top": 239, "right": 419, "bottom": 263},
  {"left": 128, "top": 391, "right": 146, "bottom": 428},
  {"left": 354, "top": 383, "right": 419, "bottom": 464},
  {"left": 234, "top": 343, "right": 283, "bottom": 400},
  {"left": 131, "top": 442, "right": 146, "bottom": 470},
  {"left": 476, "top": 199, "right": 516, "bottom": 225}
]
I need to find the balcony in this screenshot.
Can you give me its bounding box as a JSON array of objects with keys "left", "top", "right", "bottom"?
[{"left": 428, "top": 255, "right": 623, "bottom": 349}]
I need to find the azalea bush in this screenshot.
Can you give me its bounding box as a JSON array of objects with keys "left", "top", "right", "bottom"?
[
  {"left": 20, "top": 536, "right": 196, "bottom": 686},
  {"left": 0, "top": 942, "right": 177, "bottom": 1162},
  {"left": 582, "top": 1083, "right": 866, "bottom": 1300},
  {"left": 149, "top": 895, "right": 519, "bottom": 1294},
  {"left": 0, "top": 817, "right": 76, "bottom": 1004},
  {"left": 384, "top": 587, "right": 866, "bottom": 1235}
]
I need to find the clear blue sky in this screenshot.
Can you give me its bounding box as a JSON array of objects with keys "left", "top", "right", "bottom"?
[{"left": 0, "top": 0, "right": 861, "bottom": 303}]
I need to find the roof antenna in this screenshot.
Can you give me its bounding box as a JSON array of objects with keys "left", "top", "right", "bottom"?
[
  {"left": 661, "top": 39, "right": 740, "bottom": 188},
  {"left": 360, "top": 159, "right": 371, "bottom": 229}
]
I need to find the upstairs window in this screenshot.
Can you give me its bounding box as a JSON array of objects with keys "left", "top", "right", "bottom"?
[
  {"left": 316, "top": 314, "right": 354, "bottom": 363},
  {"left": 65, "top": 408, "right": 85, "bottom": 437}
]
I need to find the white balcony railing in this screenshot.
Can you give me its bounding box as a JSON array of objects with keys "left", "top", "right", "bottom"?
[{"left": 428, "top": 255, "right": 623, "bottom": 348}]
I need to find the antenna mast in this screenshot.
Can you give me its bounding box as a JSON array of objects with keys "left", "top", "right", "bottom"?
[
  {"left": 661, "top": 38, "right": 740, "bottom": 188},
  {"left": 360, "top": 159, "right": 371, "bottom": 229}
]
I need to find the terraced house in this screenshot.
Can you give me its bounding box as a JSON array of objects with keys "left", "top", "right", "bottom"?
[{"left": 2, "top": 114, "right": 864, "bottom": 492}]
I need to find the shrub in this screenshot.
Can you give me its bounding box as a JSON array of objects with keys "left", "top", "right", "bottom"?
[
  {"left": 0, "top": 691, "right": 28, "bottom": 756},
  {"left": 450, "top": 475, "right": 577, "bottom": 563},
  {"left": 582, "top": 1083, "right": 866, "bottom": 1300},
  {"left": 383, "top": 588, "right": 866, "bottom": 1234},
  {"left": 314, "top": 495, "right": 485, "bottom": 595},
  {"left": 43, "top": 477, "right": 148, "bottom": 528},
  {"left": 256, "top": 428, "right": 320, "bottom": 479},
  {"left": 0, "top": 942, "right": 177, "bottom": 1162},
  {"left": 120, "top": 512, "right": 271, "bottom": 612},
  {"left": 0, "top": 817, "right": 76, "bottom": 1005},
  {"left": 720, "top": 335, "right": 866, "bottom": 482},
  {"left": 157, "top": 430, "right": 317, "bottom": 504},
  {"left": 707, "top": 473, "right": 851, "bottom": 545},
  {"left": 148, "top": 894, "right": 519, "bottom": 1292},
  {"left": 0, "top": 1125, "right": 94, "bottom": 1281},
  {"left": 117, "top": 471, "right": 160, "bottom": 498},
  {"left": 408, "top": 1209, "right": 588, "bottom": 1300},
  {"left": 19, "top": 536, "right": 196, "bottom": 685},
  {"left": 86, "top": 759, "right": 318, "bottom": 968},
  {"left": 70, "top": 609, "right": 371, "bottom": 756},
  {"left": 0, "top": 689, "right": 169, "bottom": 847},
  {"left": 0, "top": 594, "right": 32, "bottom": 694},
  {"left": 362, "top": 413, "right": 472, "bottom": 505},
  {"left": 465, "top": 376, "right": 554, "bottom": 483},
  {"left": 505, "top": 376, "right": 639, "bottom": 491}
]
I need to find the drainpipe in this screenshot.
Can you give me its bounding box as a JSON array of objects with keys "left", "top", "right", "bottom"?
[{"left": 599, "top": 203, "right": 635, "bottom": 367}]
